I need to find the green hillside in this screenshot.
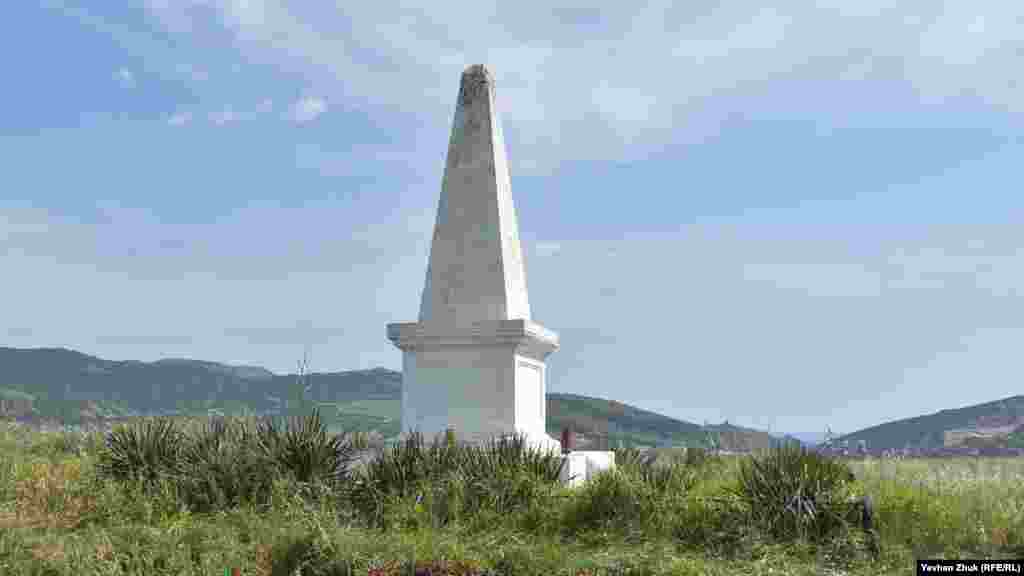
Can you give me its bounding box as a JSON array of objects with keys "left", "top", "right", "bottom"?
[
  {"left": 0, "top": 347, "right": 401, "bottom": 424},
  {"left": 0, "top": 387, "right": 35, "bottom": 401},
  {"left": 835, "top": 396, "right": 1024, "bottom": 450},
  {"left": 0, "top": 347, "right": 779, "bottom": 450},
  {"left": 544, "top": 392, "right": 706, "bottom": 448}
]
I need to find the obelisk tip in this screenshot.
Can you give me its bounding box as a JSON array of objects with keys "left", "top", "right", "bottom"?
[
  {"left": 458, "top": 64, "right": 495, "bottom": 108},
  {"left": 462, "top": 64, "right": 494, "bottom": 82}
]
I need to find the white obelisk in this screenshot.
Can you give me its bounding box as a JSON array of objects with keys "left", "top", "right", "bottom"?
[{"left": 387, "top": 64, "right": 561, "bottom": 454}]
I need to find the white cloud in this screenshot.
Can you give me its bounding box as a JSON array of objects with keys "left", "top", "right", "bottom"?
[
  {"left": 291, "top": 96, "right": 327, "bottom": 124},
  {"left": 167, "top": 111, "right": 191, "bottom": 126},
  {"left": 141, "top": 1, "right": 1024, "bottom": 174},
  {"left": 116, "top": 67, "right": 135, "bottom": 88},
  {"left": 257, "top": 98, "right": 273, "bottom": 113}
]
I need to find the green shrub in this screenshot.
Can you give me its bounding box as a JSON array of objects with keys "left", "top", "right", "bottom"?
[
  {"left": 175, "top": 416, "right": 281, "bottom": 513},
  {"left": 459, "top": 435, "right": 564, "bottom": 517},
  {"left": 268, "top": 532, "right": 353, "bottom": 576},
  {"left": 734, "top": 443, "right": 857, "bottom": 542},
  {"left": 344, "top": 432, "right": 437, "bottom": 524},
  {"left": 94, "top": 411, "right": 365, "bottom": 515},
  {"left": 344, "top": 431, "right": 566, "bottom": 531},
  {"left": 468, "top": 434, "right": 565, "bottom": 485},
  {"left": 255, "top": 410, "right": 364, "bottom": 489},
  {"left": 95, "top": 417, "right": 185, "bottom": 486},
  {"left": 560, "top": 468, "right": 659, "bottom": 541},
  {"left": 613, "top": 447, "right": 699, "bottom": 495}
]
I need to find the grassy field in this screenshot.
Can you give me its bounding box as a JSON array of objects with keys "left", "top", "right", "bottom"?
[{"left": 1, "top": 415, "right": 1022, "bottom": 576}]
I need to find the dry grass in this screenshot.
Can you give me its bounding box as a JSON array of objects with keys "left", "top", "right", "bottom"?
[{"left": 11, "top": 457, "right": 96, "bottom": 530}]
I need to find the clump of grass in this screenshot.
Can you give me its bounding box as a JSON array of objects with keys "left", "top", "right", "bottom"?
[
  {"left": 560, "top": 467, "right": 658, "bottom": 542},
  {"left": 343, "top": 431, "right": 567, "bottom": 532},
  {"left": 93, "top": 410, "right": 368, "bottom": 515},
  {"left": 459, "top": 435, "right": 565, "bottom": 518},
  {"left": 95, "top": 417, "right": 186, "bottom": 487},
  {"left": 734, "top": 443, "right": 859, "bottom": 542},
  {"left": 559, "top": 448, "right": 725, "bottom": 544},
  {"left": 613, "top": 446, "right": 700, "bottom": 494},
  {"left": 267, "top": 531, "right": 353, "bottom": 576},
  {"left": 255, "top": 410, "right": 366, "bottom": 489},
  {"left": 174, "top": 416, "right": 280, "bottom": 513}
]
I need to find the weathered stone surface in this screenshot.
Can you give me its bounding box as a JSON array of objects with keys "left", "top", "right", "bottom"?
[{"left": 417, "top": 64, "right": 530, "bottom": 326}]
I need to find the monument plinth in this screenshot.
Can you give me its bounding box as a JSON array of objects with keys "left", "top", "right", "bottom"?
[{"left": 387, "top": 64, "right": 561, "bottom": 454}]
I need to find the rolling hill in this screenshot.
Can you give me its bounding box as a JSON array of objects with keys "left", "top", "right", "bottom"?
[
  {"left": 834, "top": 396, "right": 1024, "bottom": 450},
  {"left": 7, "top": 347, "right": 1021, "bottom": 452},
  {"left": 0, "top": 346, "right": 779, "bottom": 450}
]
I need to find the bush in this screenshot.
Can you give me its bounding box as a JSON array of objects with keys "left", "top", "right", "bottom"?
[
  {"left": 459, "top": 435, "right": 564, "bottom": 517},
  {"left": 560, "top": 468, "right": 671, "bottom": 542},
  {"left": 95, "top": 417, "right": 185, "bottom": 487},
  {"left": 255, "top": 410, "right": 365, "bottom": 489},
  {"left": 269, "top": 532, "right": 353, "bottom": 576},
  {"left": 670, "top": 492, "right": 753, "bottom": 555},
  {"left": 95, "top": 410, "right": 367, "bottom": 515},
  {"left": 613, "top": 447, "right": 699, "bottom": 495},
  {"left": 175, "top": 416, "right": 281, "bottom": 513},
  {"left": 343, "top": 431, "right": 566, "bottom": 531},
  {"left": 734, "top": 443, "right": 858, "bottom": 542}
]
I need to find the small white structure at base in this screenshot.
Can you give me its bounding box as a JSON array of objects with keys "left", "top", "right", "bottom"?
[{"left": 559, "top": 450, "right": 617, "bottom": 488}]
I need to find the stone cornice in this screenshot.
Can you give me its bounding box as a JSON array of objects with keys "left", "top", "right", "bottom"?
[{"left": 387, "top": 319, "right": 559, "bottom": 362}]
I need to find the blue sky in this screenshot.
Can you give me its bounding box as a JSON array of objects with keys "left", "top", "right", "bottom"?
[{"left": 2, "top": 1, "right": 1023, "bottom": 436}]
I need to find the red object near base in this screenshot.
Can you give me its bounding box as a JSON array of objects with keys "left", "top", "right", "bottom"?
[{"left": 561, "top": 426, "right": 575, "bottom": 454}]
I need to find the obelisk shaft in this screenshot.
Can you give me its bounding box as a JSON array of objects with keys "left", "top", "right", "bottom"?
[{"left": 418, "top": 64, "right": 531, "bottom": 326}]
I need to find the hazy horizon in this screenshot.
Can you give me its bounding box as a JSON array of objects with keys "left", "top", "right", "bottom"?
[{"left": 3, "top": 2, "right": 1023, "bottom": 436}]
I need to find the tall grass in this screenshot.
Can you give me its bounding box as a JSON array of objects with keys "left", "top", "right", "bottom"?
[
  {"left": 344, "top": 431, "right": 567, "bottom": 532},
  {"left": 3, "top": 414, "right": 1022, "bottom": 575},
  {"left": 734, "top": 442, "right": 858, "bottom": 542},
  {"left": 850, "top": 456, "right": 1024, "bottom": 557}
]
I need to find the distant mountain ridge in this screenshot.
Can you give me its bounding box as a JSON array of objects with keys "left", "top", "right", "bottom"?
[
  {"left": 0, "top": 346, "right": 401, "bottom": 423},
  {"left": 833, "top": 396, "right": 1024, "bottom": 450},
  {"left": 0, "top": 346, "right": 793, "bottom": 450},
  {"left": 0, "top": 344, "right": 737, "bottom": 444},
  {"left": 781, "top": 432, "right": 828, "bottom": 446},
  {"left": 12, "top": 347, "right": 1020, "bottom": 451},
  {"left": 150, "top": 358, "right": 275, "bottom": 381}
]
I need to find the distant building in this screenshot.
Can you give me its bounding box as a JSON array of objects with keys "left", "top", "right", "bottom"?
[
  {"left": 944, "top": 424, "right": 1019, "bottom": 448},
  {"left": 0, "top": 395, "right": 34, "bottom": 417}
]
